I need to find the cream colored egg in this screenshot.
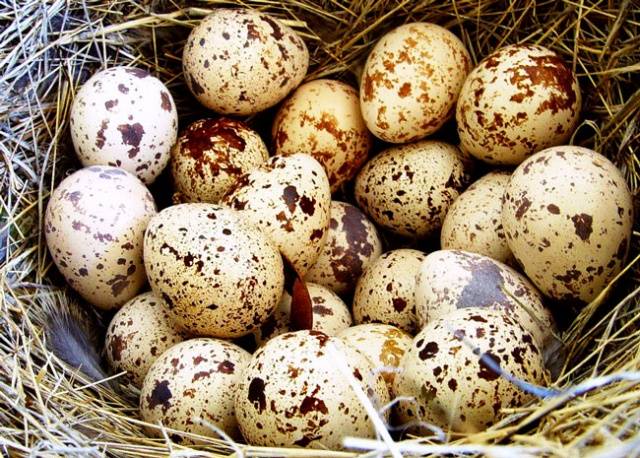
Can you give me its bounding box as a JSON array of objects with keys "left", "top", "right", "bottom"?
[
  {"left": 223, "top": 154, "right": 331, "bottom": 276},
  {"left": 305, "top": 201, "right": 382, "bottom": 296},
  {"left": 456, "top": 44, "right": 581, "bottom": 165},
  {"left": 360, "top": 22, "right": 471, "bottom": 143},
  {"left": 144, "top": 204, "right": 284, "bottom": 337},
  {"left": 353, "top": 249, "right": 426, "bottom": 334},
  {"left": 394, "top": 308, "right": 549, "bottom": 433},
  {"left": 140, "top": 338, "right": 250, "bottom": 443},
  {"left": 272, "top": 79, "right": 372, "bottom": 191},
  {"left": 234, "top": 330, "right": 390, "bottom": 449},
  {"left": 503, "top": 146, "right": 633, "bottom": 306},
  {"left": 355, "top": 140, "right": 466, "bottom": 238},
  {"left": 183, "top": 9, "right": 308, "bottom": 115},
  {"left": 414, "top": 250, "right": 555, "bottom": 347},
  {"left": 171, "top": 118, "right": 269, "bottom": 203},
  {"left": 70, "top": 67, "right": 178, "bottom": 184},
  {"left": 44, "top": 166, "right": 156, "bottom": 310},
  {"left": 441, "top": 171, "right": 513, "bottom": 263}
]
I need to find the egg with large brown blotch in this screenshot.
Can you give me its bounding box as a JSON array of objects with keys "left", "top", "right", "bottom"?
[
  {"left": 182, "top": 9, "right": 308, "bottom": 115},
  {"left": 456, "top": 44, "right": 581, "bottom": 165},
  {"left": 355, "top": 140, "right": 466, "bottom": 238},
  {"left": 394, "top": 308, "right": 549, "bottom": 433},
  {"left": 360, "top": 23, "right": 471, "bottom": 143},
  {"left": 70, "top": 67, "right": 178, "bottom": 184},
  {"left": 171, "top": 118, "right": 269, "bottom": 203},
  {"left": 44, "top": 166, "right": 156, "bottom": 310},
  {"left": 234, "top": 330, "right": 390, "bottom": 449},
  {"left": 305, "top": 201, "right": 382, "bottom": 296},
  {"left": 502, "top": 146, "right": 633, "bottom": 306},
  {"left": 223, "top": 154, "right": 331, "bottom": 276},
  {"left": 272, "top": 79, "right": 372, "bottom": 191},
  {"left": 140, "top": 338, "right": 250, "bottom": 443},
  {"left": 144, "top": 204, "right": 284, "bottom": 338}
]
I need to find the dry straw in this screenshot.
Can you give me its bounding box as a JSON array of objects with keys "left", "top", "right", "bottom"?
[{"left": 1, "top": 0, "right": 638, "bottom": 456}]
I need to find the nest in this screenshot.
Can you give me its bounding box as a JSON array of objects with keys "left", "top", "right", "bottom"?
[{"left": 1, "top": 0, "right": 639, "bottom": 456}]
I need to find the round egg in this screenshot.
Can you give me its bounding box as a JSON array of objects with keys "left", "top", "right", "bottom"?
[
  {"left": 223, "top": 154, "right": 331, "bottom": 277},
  {"left": 105, "top": 292, "right": 186, "bottom": 387},
  {"left": 171, "top": 118, "right": 269, "bottom": 203},
  {"left": 414, "top": 250, "right": 555, "bottom": 347},
  {"left": 140, "top": 338, "right": 250, "bottom": 443},
  {"left": 502, "top": 145, "right": 633, "bottom": 305},
  {"left": 44, "top": 166, "right": 156, "bottom": 310},
  {"left": 394, "top": 308, "right": 549, "bottom": 433},
  {"left": 272, "top": 79, "right": 372, "bottom": 191},
  {"left": 441, "top": 171, "right": 513, "bottom": 264},
  {"left": 144, "top": 204, "right": 284, "bottom": 337},
  {"left": 183, "top": 9, "right": 308, "bottom": 115},
  {"left": 70, "top": 66, "right": 178, "bottom": 184},
  {"left": 305, "top": 201, "right": 382, "bottom": 296},
  {"left": 354, "top": 140, "right": 466, "bottom": 238},
  {"left": 456, "top": 44, "right": 581, "bottom": 165},
  {"left": 338, "top": 324, "right": 412, "bottom": 396},
  {"left": 253, "top": 282, "right": 352, "bottom": 346},
  {"left": 353, "top": 249, "right": 426, "bottom": 334},
  {"left": 360, "top": 22, "right": 471, "bottom": 143},
  {"left": 234, "top": 330, "right": 390, "bottom": 449}
]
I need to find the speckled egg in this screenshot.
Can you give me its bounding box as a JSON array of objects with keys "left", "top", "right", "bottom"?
[
  {"left": 234, "top": 330, "right": 390, "bottom": 449},
  {"left": 394, "top": 308, "right": 549, "bottom": 433},
  {"left": 70, "top": 66, "right": 178, "bottom": 184},
  {"left": 253, "top": 282, "right": 352, "bottom": 346},
  {"left": 140, "top": 338, "right": 250, "bottom": 443},
  {"left": 354, "top": 140, "right": 466, "bottom": 238},
  {"left": 441, "top": 171, "right": 513, "bottom": 264},
  {"left": 415, "top": 250, "right": 555, "bottom": 347},
  {"left": 360, "top": 23, "right": 471, "bottom": 143},
  {"left": 305, "top": 201, "right": 382, "bottom": 296},
  {"left": 144, "top": 204, "right": 284, "bottom": 337},
  {"left": 223, "top": 154, "right": 331, "bottom": 276},
  {"left": 44, "top": 166, "right": 156, "bottom": 310},
  {"left": 171, "top": 118, "right": 269, "bottom": 203},
  {"left": 502, "top": 146, "right": 633, "bottom": 306},
  {"left": 183, "top": 9, "right": 308, "bottom": 115},
  {"left": 353, "top": 249, "right": 426, "bottom": 334},
  {"left": 105, "top": 292, "right": 185, "bottom": 387},
  {"left": 272, "top": 79, "right": 372, "bottom": 191},
  {"left": 456, "top": 44, "right": 581, "bottom": 165},
  {"left": 338, "top": 324, "right": 412, "bottom": 396}
]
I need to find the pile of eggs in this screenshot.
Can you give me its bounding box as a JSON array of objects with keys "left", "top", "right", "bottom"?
[{"left": 45, "top": 7, "right": 633, "bottom": 448}]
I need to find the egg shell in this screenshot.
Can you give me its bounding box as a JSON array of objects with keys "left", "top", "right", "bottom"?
[
  {"left": 223, "top": 154, "right": 331, "bottom": 276},
  {"left": 353, "top": 249, "right": 426, "bottom": 334},
  {"left": 355, "top": 140, "right": 466, "bottom": 238},
  {"left": 140, "top": 338, "right": 250, "bottom": 443},
  {"left": 272, "top": 79, "right": 372, "bottom": 191},
  {"left": 441, "top": 171, "right": 513, "bottom": 264},
  {"left": 394, "top": 308, "right": 549, "bottom": 433},
  {"left": 502, "top": 146, "right": 633, "bottom": 305},
  {"left": 234, "top": 330, "right": 390, "bottom": 449},
  {"left": 70, "top": 66, "right": 178, "bottom": 184},
  {"left": 338, "top": 324, "right": 412, "bottom": 396},
  {"left": 105, "top": 292, "right": 186, "bottom": 387},
  {"left": 144, "top": 203, "right": 284, "bottom": 337},
  {"left": 415, "top": 250, "right": 555, "bottom": 347},
  {"left": 456, "top": 44, "right": 581, "bottom": 165},
  {"left": 360, "top": 22, "right": 471, "bottom": 143},
  {"left": 305, "top": 201, "right": 382, "bottom": 296},
  {"left": 171, "top": 118, "right": 269, "bottom": 203},
  {"left": 182, "top": 9, "right": 308, "bottom": 115},
  {"left": 253, "top": 282, "right": 352, "bottom": 346},
  {"left": 44, "top": 166, "right": 156, "bottom": 310}
]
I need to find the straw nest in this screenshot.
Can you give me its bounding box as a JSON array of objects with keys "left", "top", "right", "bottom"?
[{"left": 1, "top": 0, "right": 639, "bottom": 456}]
